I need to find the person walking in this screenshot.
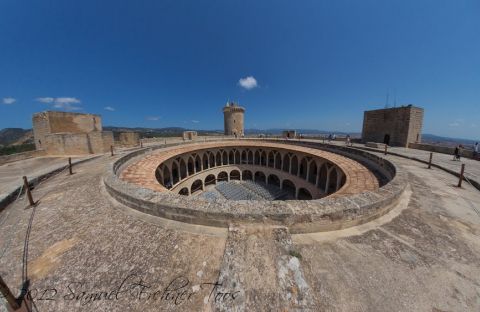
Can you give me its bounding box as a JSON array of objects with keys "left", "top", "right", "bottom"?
[
  {"left": 474, "top": 142, "right": 479, "bottom": 159},
  {"left": 454, "top": 145, "right": 460, "bottom": 161}
]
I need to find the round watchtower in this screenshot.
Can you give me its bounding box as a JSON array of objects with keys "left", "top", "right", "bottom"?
[{"left": 223, "top": 102, "right": 245, "bottom": 136}]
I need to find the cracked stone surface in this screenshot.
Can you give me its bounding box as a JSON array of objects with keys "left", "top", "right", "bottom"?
[{"left": 1, "top": 146, "right": 480, "bottom": 311}]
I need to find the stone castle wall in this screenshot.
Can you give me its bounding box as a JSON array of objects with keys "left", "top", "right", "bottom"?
[
  {"left": 32, "top": 111, "right": 111, "bottom": 155},
  {"left": 362, "top": 106, "right": 424, "bottom": 147},
  {"left": 117, "top": 131, "right": 140, "bottom": 146},
  {"left": 43, "top": 131, "right": 113, "bottom": 155},
  {"left": 182, "top": 131, "right": 198, "bottom": 140},
  {"left": 47, "top": 111, "right": 102, "bottom": 133},
  {"left": 32, "top": 113, "right": 50, "bottom": 150}
]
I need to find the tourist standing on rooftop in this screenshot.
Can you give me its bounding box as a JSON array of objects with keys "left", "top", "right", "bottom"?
[{"left": 454, "top": 145, "right": 461, "bottom": 161}]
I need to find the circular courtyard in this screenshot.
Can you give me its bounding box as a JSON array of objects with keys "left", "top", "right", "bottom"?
[{"left": 105, "top": 139, "right": 407, "bottom": 232}]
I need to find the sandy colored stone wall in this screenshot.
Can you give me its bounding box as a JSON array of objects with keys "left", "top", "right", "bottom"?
[
  {"left": 43, "top": 131, "right": 113, "bottom": 155},
  {"left": 182, "top": 131, "right": 197, "bottom": 140},
  {"left": 32, "top": 111, "right": 112, "bottom": 155},
  {"left": 117, "top": 132, "right": 140, "bottom": 146},
  {"left": 362, "top": 106, "right": 423, "bottom": 147},
  {"left": 32, "top": 112, "right": 50, "bottom": 150},
  {"left": 47, "top": 111, "right": 102, "bottom": 133},
  {"left": 101, "top": 131, "right": 114, "bottom": 151}
]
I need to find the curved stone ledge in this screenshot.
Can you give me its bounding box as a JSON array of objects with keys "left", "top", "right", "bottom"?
[{"left": 104, "top": 138, "right": 408, "bottom": 233}]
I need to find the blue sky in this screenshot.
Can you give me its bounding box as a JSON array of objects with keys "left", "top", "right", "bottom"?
[{"left": 0, "top": 0, "right": 479, "bottom": 139}]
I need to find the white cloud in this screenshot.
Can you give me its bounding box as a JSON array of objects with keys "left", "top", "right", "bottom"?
[
  {"left": 36, "top": 97, "right": 55, "bottom": 103},
  {"left": 449, "top": 122, "right": 460, "bottom": 127},
  {"left": 35, "top": 97, "right": 82, "bottom": 110},
  {"left": 471, "top": 123, "right": 478, "bottom": 128},
  {"left": 2, "top": 97, "right": 16, "bottom": 104},
  {"left": 54, "top": 97, "right": 81, "bottom": 104},
  {"left": 238, "top": 76, "right": 258, "bottom": 90},
  {"left": 146, "top": 116, "right": 160, "bottom": 121},
  {"left": 104, "top": 106, "right": 115, "bottom": 111},
  {"left": 191, "top": 120, "right": 200, "bottom": 123}
]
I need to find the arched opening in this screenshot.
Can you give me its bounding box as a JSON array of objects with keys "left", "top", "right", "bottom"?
[
  {"left": 248, "top": 150, "right": 253, "bottom": 164},
  {"left": 162, "top": 166, "right": 171, "bottom": 187},
  {"left": 230, "top": 170, "right": 241, "bottom": 180},
  {"left": 291, "top": 155, "right": 298, "bottom": 175},
  {"left": 179, "top": 158, "right": 187, "bottom": 180},
  {"left": 283, "top": 154, "right": 290, "bottom": 172},
  {"left": 216, "top": 151, "right": 222, "bottom": 166},
  {"left": 235, "top": 150, "right": 241, "bottom": 164},
  {"left": 203, "top": 153, "right": 209, "bottom": 170},
  {"left": 218, "top": 171, "right": 228, "bottom": 182},
  {"left": 383, "top": 134, "right": 390, "bottom": 145},
  {"left": 195, "top": 155, "right": 202, "bottom": 172},
  {"left": 275, "top": 153, "right": 282, "bottom": 169},
  {"left": 299, "top": 158, "right": 308, "bottom": 179},
  {"left": 209, "top": 153, "right": 215, "bottom": 168},
  {"left": 242, "top": 170, "right": 253, "bottom": 180},
  {"left": 340, "top": 174, "right": 346, "bottom": 189},
  {"left": 267, "top": 174, "right": 280, "bottom": 187},
  {"left": 205, "top": 174, "right": 216, "bottom": 186},
  {"left": 268, "top": 151, "right": 275, "bottom": 167},
  {"left": 260, "top": 151, "right": 267, "bottom": 166},
  {"left": 254, "top": 150, "right": 260, "bottom": 165},
  {"left": 172, "top": 162, "right": 180, "bottom": 184},
  {"left": 298, "top": 188, "right": 312, "bottom": 200},
  {"left": 319, "top": 163, "right": 328, "bottom": 191},
  {"left": 179, "top": 187, "right": 189, "bottom": 196},
  {"left": 254, "top": 171, "right": 266, "bottom": 183},
  {"left": 229, "top": 150, "right": 234, "bottom": 164},
  {"left": 155, "top": 167, "right": 163, "bottom": 185},
  {"left": 222, "top": 151, "right": 228, "bottom": 165},
  {"left": 241, "top": 150, "right": 247, "bottom": 164},
  {"left": 187, "top": 157, "right": 195, "bottom": 175},
  {"left": 308, "top": 161, "right": 317, "bottom": 184},
  {"left": 328, "top": 168, "right": 338, "bottom": 194},
  {"left": 282, "top": 179, "right": 296, "bottom": 197},
  {"left": 191, "top": 179, "right": 203, "bottom": 194}
]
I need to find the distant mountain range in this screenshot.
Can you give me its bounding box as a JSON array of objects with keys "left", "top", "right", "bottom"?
[
  {"left": 0, "top": 126, "right": 477, "bottom": 147},
  {"left": 421, "top": 133, "right": 477, "bottom": 147},
  {"left": 0, "top": 128, "right": 33, "bottom": 146}
]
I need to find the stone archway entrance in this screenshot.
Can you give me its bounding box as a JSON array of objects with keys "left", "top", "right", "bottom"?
[{"left": 383, "top": 134, "right": 390, "bottom": 145}]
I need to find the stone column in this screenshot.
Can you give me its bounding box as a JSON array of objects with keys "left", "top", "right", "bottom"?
[
  {"left": 336, "top": 170, "right": 343, "bottom": 191},
  {"left": 325, "top": 168, "right": 332, "bottom": 194},
  {"left": 306, "top": 161, "right": 310, "bottom": 181}
]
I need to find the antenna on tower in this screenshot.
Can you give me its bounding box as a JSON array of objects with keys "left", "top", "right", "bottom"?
[
  {"left": 385, "top": 89, "right": 390, "bottom": 108},
  {"left": 393, "top": 88, "right": 397, "bottom": 107}
]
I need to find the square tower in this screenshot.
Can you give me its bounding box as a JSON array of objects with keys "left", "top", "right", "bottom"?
[
  {"left": 362, "top": 105, "right": 424, "bottom": 147},
  {"left": 32, "top": 111, "right": 113, "bottom": 155}
]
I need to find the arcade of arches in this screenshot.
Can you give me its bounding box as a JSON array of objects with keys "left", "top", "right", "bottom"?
[{"left": 155, "top": 146, "right": 346, "bottom": 200}]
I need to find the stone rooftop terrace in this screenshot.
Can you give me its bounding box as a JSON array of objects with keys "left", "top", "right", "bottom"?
[{"left": 0, "top": 138, "right": 479, "bottom": 311}]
